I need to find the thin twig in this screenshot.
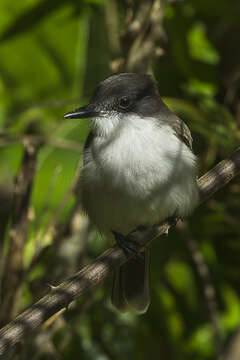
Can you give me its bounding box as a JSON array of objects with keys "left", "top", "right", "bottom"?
[
  {"left": 27, "top": 159, "right": 83, "bottom": 274},
  {"left": 42, "top": 158, "right": 82, "bottom": 237},
  {"left": 0, "top": 139, "right": 41, "bottom": 327},
  {"left": 179, "top": 221, "right": 223, "bottom": 356},
  {"left": 111, "top": 0, "right": 166, "bottom": 73},
  {"left": 220, "top": 327, "right": 240, "bottom": 360},
  {"left": 5, "top": 97, "right": 81, "bottom": 127},
  {"left": 0, "top": 134, "right": 83, "bottom": 152},
  {"left": 0, "top": 147, "right": 239, "bottom": 355}
]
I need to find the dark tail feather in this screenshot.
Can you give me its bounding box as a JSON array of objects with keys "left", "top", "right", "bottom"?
[{"left": 111, "top": 249, "right": 150, "bottom": 313}]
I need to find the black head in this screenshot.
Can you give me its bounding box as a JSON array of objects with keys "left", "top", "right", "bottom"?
[{"left": 64, "top": 73, "right": 168, "bottom": 119}]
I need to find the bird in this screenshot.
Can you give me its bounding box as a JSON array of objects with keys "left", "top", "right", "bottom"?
[{"left": 64, "top": 72, "right": 199, "bottom": 313}]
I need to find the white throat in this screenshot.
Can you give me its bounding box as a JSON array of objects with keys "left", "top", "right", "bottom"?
[
  {"left": 92, "top": 112, "right": 161, "bottom": 139},
  {"left": 92, "top": 112, "right": 123, "bottom": 137}
]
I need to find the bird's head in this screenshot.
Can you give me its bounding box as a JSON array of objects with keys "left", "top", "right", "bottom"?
[{"left": 64, "top": 73, "right": 167, "bottom": 137}]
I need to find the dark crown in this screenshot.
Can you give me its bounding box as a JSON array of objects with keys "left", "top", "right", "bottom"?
[{"left": 90, "top": 73, "right": 168, "bottom": 116}]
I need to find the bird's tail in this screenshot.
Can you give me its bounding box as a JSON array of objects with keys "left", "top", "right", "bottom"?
[{"left": 111, "top": 248, "right": 151, "bottom": 313}]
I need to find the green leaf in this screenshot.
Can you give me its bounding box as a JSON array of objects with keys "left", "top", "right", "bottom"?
[{"left": 188, "top": 22, "right": 219, "bottom": 65}]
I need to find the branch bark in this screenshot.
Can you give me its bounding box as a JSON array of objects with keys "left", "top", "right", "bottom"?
[{"left": 0, "top": 147, "right": 239, "bottom": 355}]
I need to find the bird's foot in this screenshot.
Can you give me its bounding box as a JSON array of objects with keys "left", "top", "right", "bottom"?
[
  {"left": 112, "top": 230, "right": 144, "bottom": 260},
  {"left": 166, "top": 208, "right": 181, "bottom": 227}
]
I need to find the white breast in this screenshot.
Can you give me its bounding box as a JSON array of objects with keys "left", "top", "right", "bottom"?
[{"left": 80, "top": 114, "right": 198, "bottom": 236}]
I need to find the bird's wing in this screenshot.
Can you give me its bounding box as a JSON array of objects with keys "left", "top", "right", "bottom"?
[
  {"left": 171, "top": 117, "right": 193, "bottom": 151},
  {"left": 83, "top": 130, "right": 94, "bottom": 164}
]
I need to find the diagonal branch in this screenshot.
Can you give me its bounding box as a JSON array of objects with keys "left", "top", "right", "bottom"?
[{"left": 0, "top": 147, "right": 239, "bottom": 355}]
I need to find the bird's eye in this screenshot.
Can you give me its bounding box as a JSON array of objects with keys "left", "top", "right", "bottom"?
[{"left": 119, "top": 96, "right": 131, "bottom": 109}]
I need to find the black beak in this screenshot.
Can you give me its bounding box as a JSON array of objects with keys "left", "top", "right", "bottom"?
[{"left": 64, "top": 104, "right": 100, "bottom": 119}]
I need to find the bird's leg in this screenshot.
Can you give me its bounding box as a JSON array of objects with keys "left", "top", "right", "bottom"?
[
  {"left": 113, "top": 209, "right": 181, "bottom": 259},
  {"left": 166, "top": 208, "right": 181, "bottom": 227},
  {"left": 112, "top": 231, "right": 144, "bottom": 260}
]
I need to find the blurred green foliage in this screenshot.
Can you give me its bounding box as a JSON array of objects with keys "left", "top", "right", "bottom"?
[{"left": 0, "top": 0, "right": 240, "bottom": 359}]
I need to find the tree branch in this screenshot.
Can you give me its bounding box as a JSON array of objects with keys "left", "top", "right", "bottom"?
[{"left": 0, "top": 147, "right": 239, "bottom": 355}]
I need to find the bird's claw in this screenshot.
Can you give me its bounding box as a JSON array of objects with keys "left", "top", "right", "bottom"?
[
  {"left": 167, "top": 208, "right": 181, "bottom": 227},
  {"left": 112, "top": 230, "right": 144, "bottom": 260}
]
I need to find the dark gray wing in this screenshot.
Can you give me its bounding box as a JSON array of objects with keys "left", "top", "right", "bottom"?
[
  {"left": 74, "top": 131, "right": 94, "bottom": 200},
  {"left": 171, "top": 116, "right": 193, "bottom": 151},
  {"left": 83, "top": 130, "right": 94, "bottom": 165}
]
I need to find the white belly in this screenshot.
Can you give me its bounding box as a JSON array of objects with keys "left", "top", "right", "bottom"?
[{"left": 80, "top": 120, "right": 198, "bottom": 236}]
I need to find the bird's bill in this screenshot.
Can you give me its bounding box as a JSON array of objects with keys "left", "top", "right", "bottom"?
[{"left": 64, "top": 104, "right": 100, "bottom": 119}]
